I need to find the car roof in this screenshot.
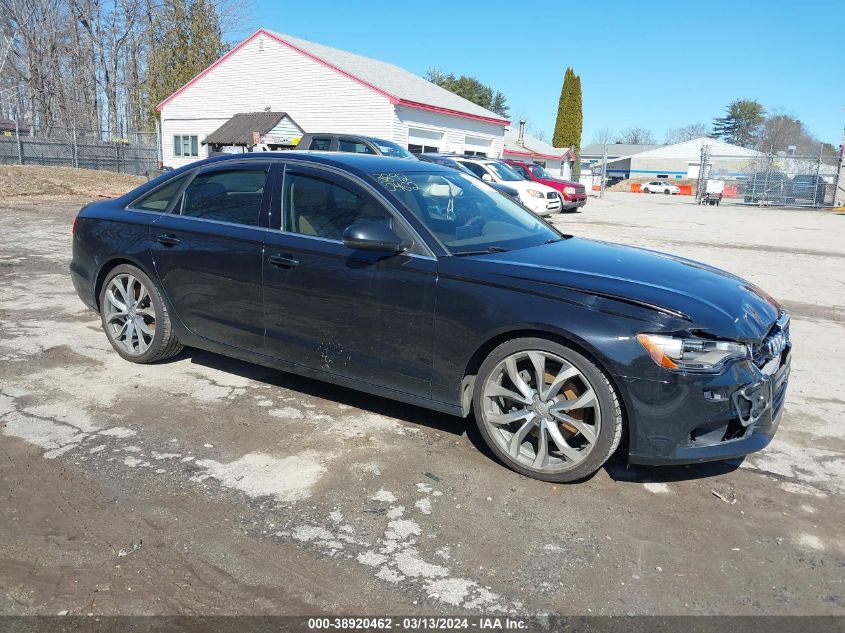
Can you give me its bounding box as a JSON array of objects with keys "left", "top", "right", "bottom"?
[
  {"left": 304, "top": 132, "right": 396, "bottom": 144},
  {"left": 179, "top": 150, "right": 450, "bottom": 176}
]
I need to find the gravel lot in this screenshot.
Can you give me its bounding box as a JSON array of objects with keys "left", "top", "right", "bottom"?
[{"left": 1, "top": 191, "right": 843, "bottom": 616}]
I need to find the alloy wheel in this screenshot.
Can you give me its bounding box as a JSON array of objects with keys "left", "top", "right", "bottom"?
[
  {"left": 103, "top": 273, "right": 156, "bottom": 356},
  {"left": 480, "top": 350, "right": 601, "bottom": 473}
]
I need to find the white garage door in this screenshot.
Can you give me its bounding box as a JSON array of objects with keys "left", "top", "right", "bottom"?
[
  {"left": 407, "top": 128, "right": 443, "bottom": 154},
  {"left": 464, "top": 135, "right": 492, "bottom": 157}
]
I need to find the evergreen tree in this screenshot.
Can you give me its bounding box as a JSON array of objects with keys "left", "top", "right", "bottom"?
[
  {"left": 552, "top": 67, "right": 582, "bottom": 178},
  {"left": 424, "top": 69, "right": 509, "bottom": 118},
  {"left": 147, "top": 0, "right": 227, "bottom": 124},
  {"left": 711, "top": 99, "right": 765, "bottom": 148}
]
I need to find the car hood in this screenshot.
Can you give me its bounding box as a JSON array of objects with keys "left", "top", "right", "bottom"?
[
  {"left": 544, "top": 177, "right": 582, "bottom": 188},
  {"left": 480, "top": 238, "right": 781, "bottom": 340},
  {"left": 505, "top": 179, "right": 555, "bottom": 194}
]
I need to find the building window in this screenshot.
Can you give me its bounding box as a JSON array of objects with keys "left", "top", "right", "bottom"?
[
  {"left": 463, "top": 150, "right": 488, "bottom": 157},
  {"left": 408, "top": 143, "right": 439, "bottom": 154},
  {"left": 657, "top": 174, "right": 669, "bottom": 179},
  {"left": 173, "top": 135, "right": 199, "bottom": 157}
]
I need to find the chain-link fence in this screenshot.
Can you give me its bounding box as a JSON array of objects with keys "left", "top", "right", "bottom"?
[
  {"left": 695, "top": 145, "right": 839, "bottom": 208},
  {"left": 0, "top": 125, "right": 160, "bottom": 176}
]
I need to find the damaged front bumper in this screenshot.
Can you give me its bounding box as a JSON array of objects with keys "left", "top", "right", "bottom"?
[{"left": 623, "top": 325, "right": 791, "bottom": 466}]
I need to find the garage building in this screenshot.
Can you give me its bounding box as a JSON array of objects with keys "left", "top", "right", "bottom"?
[
  {"left": 157, "top": 29, "right": 509, "bottom": 168},
  {"left": 601, "top": 137, "right": 760, "bottom": 180}
]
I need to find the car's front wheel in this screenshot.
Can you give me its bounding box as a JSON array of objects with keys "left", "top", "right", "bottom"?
[
  {"left": 473, "top": 338, "right": 623, "bottom": 482},
  {"left": 664, "top": 189, "right": 671, "bottom": 195},
  {"left": 99, "top": 264, "right": 183, "bottom": 363}
]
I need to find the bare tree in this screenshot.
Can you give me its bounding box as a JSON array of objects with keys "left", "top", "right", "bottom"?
[
  {"left": 664, "top": 123, "right": 709, "bottom": 144},
  {"left": 759, "top": 110, "right": 818, "bottom": 154},
  {"left": 616, "top": 127, "right": 657, "bottom": 145},
  {"left": 590, "top": 128, "right": 615, "bottom": 145}
]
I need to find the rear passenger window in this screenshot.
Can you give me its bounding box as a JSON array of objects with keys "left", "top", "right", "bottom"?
[
  {"left": 309, "top": 137, "right": 333, "bottom": 151},
  {"left": 133, "top": 176, "right": 187, "bottom": 211},
  {"left": 338, "top": 139, "right": 376, "bottom": 155},
  {"left": 180, "top": 168, "right": 267, "bottom": 226}
]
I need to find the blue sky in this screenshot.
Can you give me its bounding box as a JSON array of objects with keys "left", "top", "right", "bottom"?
[{"left": 248, "top": 0, "right": 844, "bottom": 145}]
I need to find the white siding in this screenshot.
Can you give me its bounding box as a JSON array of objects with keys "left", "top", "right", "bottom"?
[
  {"left": 160, "top": 34, "right": 394, "bottom": 167},
  {"left": 267, "top": 116, "right": 304, "bottom": 144},
  {"left": 392, "top": 107, "right": 505, "bottom": 157}
]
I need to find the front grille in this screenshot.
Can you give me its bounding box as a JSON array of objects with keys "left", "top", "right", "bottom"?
[
  {"left": 574, "top": 186, "right": 585, "bottom": 194},
  {"left": 547, "top": 191, "right": 558, "bottom": 199}
]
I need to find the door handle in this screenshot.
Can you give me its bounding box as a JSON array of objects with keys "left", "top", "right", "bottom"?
[
  {"left": 268, "top": 254, "right": 300, "bottom": 268},
  {"left": 157, "top": 234, "right": 181, "bottom": 247}
]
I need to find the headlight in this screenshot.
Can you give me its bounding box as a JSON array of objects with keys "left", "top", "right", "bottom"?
[
  {"left": 563, "top": 186, "right": 576, "bottom": 195},
  {"left": 526, "top": 189, "right": 545, "bottom": 198},
  {"left": 636, "top": 334, "right": 749, "bottom": 372}
]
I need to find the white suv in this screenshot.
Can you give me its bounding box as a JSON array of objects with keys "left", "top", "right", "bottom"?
[{"left": 456, "top": 158, "right": 562, "bottom": 216}]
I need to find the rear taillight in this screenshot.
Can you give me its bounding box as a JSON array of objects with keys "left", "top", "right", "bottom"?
[{"left": 72, "top": 215, "right": 79, "bottom": 235}]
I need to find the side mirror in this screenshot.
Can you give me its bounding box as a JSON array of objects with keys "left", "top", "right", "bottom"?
[
  {"left": 481, "top": 173, "right": 493, "bottom": 182},
  {"left": 342, "top": 222, "right": 410, "bottom": 253}
]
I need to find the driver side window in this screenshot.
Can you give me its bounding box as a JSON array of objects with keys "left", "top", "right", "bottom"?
[{"left": 283, "top": 173, "right": 395, "bottom": 241}]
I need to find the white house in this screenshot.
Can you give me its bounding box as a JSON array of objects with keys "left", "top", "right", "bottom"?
[
  {"left": 502, "top": 127, "right": 576, "bottom": 179},
  {"left": 157, "top": 28, "right": 509, "bottom": 168}
]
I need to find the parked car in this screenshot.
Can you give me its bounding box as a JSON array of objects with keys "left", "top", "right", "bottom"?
[
  {"left": 71, "top": 152, "right": 791, "bottom": 483},
  {"left": 417, "top": 153, "right": 520, "bottom": 200},
  {"left": 504, "top": 159, "right": 587, "bottom": 211},
  {"left": 455, "top": 157, "right": 561, "bottom": 216},
  {"left": 743, "top": 171, "right": 791, "bottom": 204},
  {"left": 790, "top": 175, "right": 827, "bottom": 205},
  {"left": 294, "top": 133, "right": 416, "bottom": 159},
  {"left": 642, "top": 181, "right": 680, "bottom": 195}
]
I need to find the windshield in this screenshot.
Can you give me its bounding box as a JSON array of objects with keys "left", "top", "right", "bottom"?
[
  {"left": 373, "top": 171, "right": 561, "bottom": 255},
  {"left": 485, "top": 162, "right": 524, "bottom": 181},
  {"left": 372, "top": 139, "right": 415, "bottom": 159},
  {"left": 529, "top": 164, "right": 551, "bottom": 179}
]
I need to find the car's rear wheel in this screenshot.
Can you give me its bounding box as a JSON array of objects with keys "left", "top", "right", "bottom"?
[
  {"left": 99, "top": 264, "right": 183, "bottom": 363},
  {"left": 642, "top": 187, "right": 650, "bottom": 194},
  {"left": 473, "top": 338, "right": 623, "bottom": 483}
]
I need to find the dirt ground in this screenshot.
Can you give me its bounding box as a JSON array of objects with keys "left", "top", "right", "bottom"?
[
  {"left": 0, "top": 165, "right": 145, "bottom": 198},
  {"left": 1, "top": 191, "right": 844, "bottom": 617}
]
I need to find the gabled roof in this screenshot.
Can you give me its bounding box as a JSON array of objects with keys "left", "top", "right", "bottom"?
[
  {"left": 604, "top": 137, "right": 761, "bottom": 164},
  {"left": 203, "top": 111, "right": 303, "bottom": 146},
  {"left": 581, "top": 143, "right": 663, "bottom": 157},
  {"left": 157, "top": 28, "right": 510, "bottom": 127},
  {"left": 502, "top": 128, "right": 575, "bottom": 161}
]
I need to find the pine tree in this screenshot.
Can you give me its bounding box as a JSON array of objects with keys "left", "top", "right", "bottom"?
[
  {"left": 552, "top": 67, "right": 582, "bottom": 179},
  {"left": 147, "top": 0, "right": 227, "bottom": 125},
  {"left": 712, "top": 99, "right": 765, "bottom": 148}
]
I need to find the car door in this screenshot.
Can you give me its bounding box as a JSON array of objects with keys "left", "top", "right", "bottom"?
[
  {"left": 262, "top": 162, "right": 436, "bottom": 397},
  {"left": 149, "top": 161, "right": 270, "bottom": 351}
]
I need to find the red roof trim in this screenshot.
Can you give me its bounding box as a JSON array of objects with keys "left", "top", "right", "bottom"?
[
  {"left": 395, "top": 99, "right": 509, "bottom": 126},
  {"left": 504, "top": 148, "right": 573, "bottom": 161},
  {"left": 157, "top": 28, "right": 510, "bottom": 126}
]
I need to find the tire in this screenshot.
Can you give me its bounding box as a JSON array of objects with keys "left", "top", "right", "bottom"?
[
  {"left": 472, "top": 337, "right": 623, "bottom": 483},
  {"left": 99, "top": 264, "right": 183, "bottom": 363},
  {"left": 642, "top": 188, "right": 650, "bottom": 194},
  {"left": 664, "top": 189, "right": 671, "bottom": 195}
]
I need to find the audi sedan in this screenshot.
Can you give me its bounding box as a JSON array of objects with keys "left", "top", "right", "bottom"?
[{"left": 70, "top": 152, "right": 791, "bottom": 482}]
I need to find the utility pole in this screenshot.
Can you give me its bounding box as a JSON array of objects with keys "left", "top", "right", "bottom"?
[
  {"left": 600, "top": 143, "right": 607, "bottom": 198},
  {"left": 834, "top": 126, "right": 845, "bottom": 208}
]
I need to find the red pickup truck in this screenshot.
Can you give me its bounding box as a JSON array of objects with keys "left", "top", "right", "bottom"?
[{"left": 504, "top": 159, "right": 587, "bottom": 211}]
